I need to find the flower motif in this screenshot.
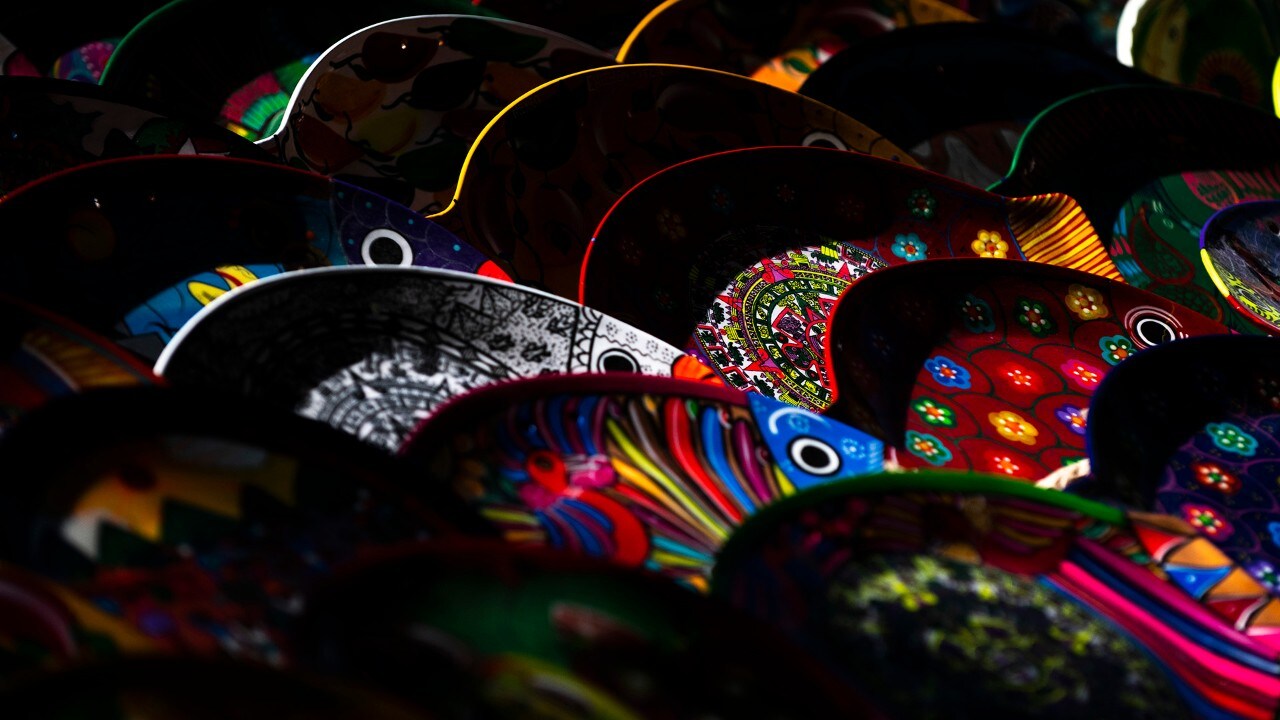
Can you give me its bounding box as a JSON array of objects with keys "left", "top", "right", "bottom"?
[
  {"left": 657, "top": 208, "right": 685, "bottom": 240},
  {"left": 1257, "top": 376, "right": 1280, "bottom": 410},
  {"left": 924, "top": 355, "right": 971, "bottom": 389},
  {"left": 1001, "top": 364, "right": 1037, "bottom": 391},
  {"left": 891, "top": 233, "right": 927, "bottom": 262},
  {"left": 709, "top": 185, "right": 733, "bottom": 214},
  {"left": 1192, "top": 461, "right": 1240, "bottom": 494},
  {"left": 1015, "top": 297, "right": 1056, "bottom": 337},
  {"left": 1054, "top": 405, "right": 1088, "bottom": 436},
  {"left": 905, "top": 430, "right": 953, "bottom": 466},
  {"left": 776, "top": 183, "right": 796, "bottom": 203},
  {"left": 912, "top": 397, "right": 956, "bottom": 427},
  {"left": 971, "top": 229, "right": 1009, "bottom": 258},
  {"left": 1206, "top": 422, "right": 1258, "bottom": 457},
  {"left": 1249, "top": 560, "right": 1280, "bottom": 591},
  {"left": 988, "top": 410, "right": 1040, "bottom": 446},
  {"left": 1064, "top": 284, "right": 1110, "bottom": 321},
  {"left": 990, "top": 455, "right": 1021, "bottom": 475},
  {"left": 959, "top": 294, "right": 995, "bottom": 333},
  {"left": 1098, "top": 335, "right": 1135, "bottom": 366},
  {"left": 1183, "top": 505, "right": 1231, "bottom": 537},
  {"left": 1060, "top": 359, "right": 1104, "bottom": 392},
  {"left": 908, "top": 188, "right": 936, "bottom": 219}
]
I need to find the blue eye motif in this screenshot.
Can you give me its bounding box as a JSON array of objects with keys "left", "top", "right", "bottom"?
[{"left": 747, "top": 394, "right": 884, "bottom": 490}]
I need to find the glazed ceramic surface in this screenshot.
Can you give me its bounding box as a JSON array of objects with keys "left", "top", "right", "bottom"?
[
  {"left": 431, "top": 63, "right": 915, "bottom": 298},
  {"left": 156, "top": 267, "right": 715, "bottom": 452},
  {"left": 994, "top": 85, "right": 1280, "bottom": 333},
  {"left": 799, "top": 23, "right": 1157, "bottom": 187},
  {"left": 267, "top": 16, "right": 613, "bottom": 214},
  {"left": 582, "top": 146, "right": 1122, "bottom": 411},
  {"left": 0, "top": 387, "right": 475, "bottom": 662},
  {"left": 400, "top": 374, "right": 883, "bottom": 588},
  {"left": 1200, "top": 200, "right": 1280, "bottom": 333},
  {"left": 825, "top": 259, "right": 1229, "bottom": 482},
  {"left": 0, "top": 155, "right": 498, "bottom": 360}
]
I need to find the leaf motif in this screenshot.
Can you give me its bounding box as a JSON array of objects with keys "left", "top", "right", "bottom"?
[
  {"left": 407, "top": 59, "right": 487, "bottom": 111},
  {"left": 446, "top": 18, "right": 548, "bottom": 62},
  {"left": 394, "top": 137, "right": 470, "bottom": 191}
]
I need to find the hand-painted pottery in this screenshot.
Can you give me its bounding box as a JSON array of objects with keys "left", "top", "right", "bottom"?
[
  {"left": 0, "top": 77, "right": 270, "bottom": 195},
  {"left": 1087, "top": 336, "right": 1280, "bottom": 600},
  {"left": 98, "top": 0, "right": 496, "bottom": 139},
  {"left": 0, "top": 295, "right": 156, "bottom": 432},
  {"left": 1118, "top": 0, "right": 1280, "bottom": 111},
  {"left": 994, "top": 85, "right": 1280, "bottom": 334},
  {"left": 298, "top": 541, "right": 882, "bottom": 718},
  {"left": 712, "top": 473, "right": 1280, "bottom": 719},
  {"left": 429, "top": 63, "right": 916, "bottom": 298},
  {"left": 0, "top": 33, "right": 38, "bottom": 77},
  {"left": 1201, "top": 201, "right": 1280, "bottom": 333},
  {"left": 155, "top": 267, "right": 717, "bottom": 452},
  {"left": 265, "top": 16, "right": 613, "bottom": 214},
  {"left": 0, "top": 155, "right": 500, "bottom": 360},
  {"left": 616, "top": 0, "right": 973, "bottom": 92},
  {"left": 476, "top": 0, "right": 655, "bottom": 51},
  {"left": 0, "top": 658, "right": 436, "bottom": 719},
  {"left": 582, "top": 145, "right": 1122, "bottom": 411},
  {"left": 399, "top": 374, "right": 884, "bottom": 588},
  {"left": 824, "top": 259, "right": 1229, "bottom": 483},
  {"left": 799, "top": 23, "right": 1158, "bottom": 187},
  {"left": 0, "top": 386, "right": 479, "bottom": 662}
]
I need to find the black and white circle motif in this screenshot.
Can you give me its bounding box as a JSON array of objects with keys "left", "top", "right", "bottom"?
[{"left": 156, "top": 268, "right": 685, "bottom": 451}]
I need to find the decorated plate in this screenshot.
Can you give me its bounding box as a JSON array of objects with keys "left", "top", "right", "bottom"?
[
  {"left": 582, "top": 145, "right": 1123, "bottom": 411},
  {"left": 799, "top": 23, "right": 1157, "bottom": 187},
  {"left": 429, "top": 63, "right": 916, "bottom": 298},
  {"left": 616, "top": 0, "right": 973, "bottom": 91},
  {"left": 0, "top": 386, "right": 478, "bottom": 661},
  {"left": 399, "top": 373, "right": 883, "bottom": 587},
  {"left": 0, "top": 155, "right": 501, "bottom": 360},
  {"left": 0, "top": 1, "right": 160, "bottom": 78},
  {"left": 98, "top": 0, "right": 496, "bottom": 139},
  {"left": 0, "top": 295, "right": 156, "bottom": 432},
  {"left": 0, "top": 77, "right": 269, "bottom": 195},
  {"left": 824, "top": 259, "right": 1228, "bottom": 483},
  {"left": 711, "top": 473, "right": 1280, "bottom": 719},
  {"left": 476, "top": 0, "right": 655, "bottom": 51},
  {"left": 994, "top": 86, "right": 1280, "bottom": 334},
  {"left": 1201, "top": 200, "right": 1280, "bottom": 333},
  {"left": 264, "top": 16, "right": 613, "bottom": 214},
  {"left": 298, "top": 540, "right": 880, "bottom": 717},
  {"left": 155, "top": 266, "right": 718, "bottom": 452}
]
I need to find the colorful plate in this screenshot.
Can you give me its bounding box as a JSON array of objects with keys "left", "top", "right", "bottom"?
[
  {"left": 399, "top": 373, "right": 883, "bottom": 588},
  {"left": 0, "top": 155, "right": 500, "bottom": 360},
  {"left": 617, "top": 0, "right": 973, "bottom": 91},
  {"left": 0, "top": 294, "right": 156, "bottom": 432},
  {"left": 0, "top": 77, "right": 269, "bottom": 195},
  {"left": 994, "top": 85, "right": 1280, "bottom": 333},
  {"left": 0, "top": 2, "right": 160, "bottom": 77},
  {"left": 824, "top": 258, "right": 1229, "bottom": 482},
  {"left": 1201, "top": 200, "right": 1280, "bottom": 333},
  {"left": 582, "top": 145, "right": 1123, "bottom": 411},
  {"left": 298, "top": 540, "right": 881, "bottom": 717},
  {"left": 429, "top": 63, "right": 916, "bottom": 298},
  {"left": 98, "top": 0, "right": 496, "bottom": 139},
  {"left": 0, "top": 386, "right": 478, "bottom": 661},
  {"left": 799, "top": 23, "right": 1157, "bottom": 187},
  {"left": 711, "top": 473, "right": 1276, "bottom": 719},
  {"left": 264, "top": 15, "right": 613, "bottom": 214},
  {"left": 155, "top": 266, "right": 716, "bottom": 452}
]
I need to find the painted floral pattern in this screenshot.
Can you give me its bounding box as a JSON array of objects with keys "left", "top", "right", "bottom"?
[
  {"left": 892, "top": 233, "right": 927, "bottom": 262},
  {"left": 913, "top": 398, "right": 956, "bottom": 427},
  {"left": 959, "top": 294, "right": 994, "bottom": 333},
  {"left": 924, "top": 356, "right": 971, "bottom": 389},
  {"left": 1054, "top": 405, "right": 1088, "bottom": 436},
  {"left": 908, "top": 188, "right": 936, "bottom": 219},
  {"left": 1183, "top": 505, "right": 1231, "bottom": 538},
  {"left": 1098, "top": 335, "right": 1135, "bottom": 365},
  {"left": 1001, "top": 364, "right": 1037, "bottom": 391},
  {"left": 1065, "top": 284, "right": 1110, "bottom": 321},
  {"left": 989, "top": 411, "right": 1039, "bottom": 446},
  {"left": 1015, "top": 298, "right": 1056, "bottom": 337},
  {"left": 1192, "top": 461, "right": 1240, "bottom": 494},
  {"left": 1206, "top": 422, "right": 1258, "bottom": 457},
  {"left": 971, "top": 230, "right": 1008, "bottom": 259},
  {"left": 1061, "top": 360, "right": 1104, "bottom": 391},
  {"left": 658, "top": 209, "right": 686, "bottom": 240},
  {"left": 905, "top": 431, "right": 953, "bottom": 466}
]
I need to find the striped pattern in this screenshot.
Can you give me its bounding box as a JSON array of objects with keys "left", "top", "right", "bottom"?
[
  {"left": 23, "top": 327, "right": 152, "bottom": 390},
  {"left": 1009, "top": 192, "right": 1124, "bottom": 281}
]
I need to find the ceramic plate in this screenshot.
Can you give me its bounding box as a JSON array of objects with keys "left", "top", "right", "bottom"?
[
  {"left": 98, "top": 0, "right": 497, "bottom": 139},
  {"left": 994, "top": 85, "right": 1280, "bottom": 334},
  {"left": 0, "top": 386, "right": 478, "bottom": 661},
  {"left": 476, "top": 0, "right": 655, "bottom": 51},
  {"left": 1201, "top": 200, "right": 1280, "bottom": 333},
  {"left": 399, "top": 373, "right": 883, "bottom": 587},
  {"left": 0, "top": 77, "right": 269, "bottom": 195},
  {"left": 0, "top": 154, "right": 502, "bottom": 360},
  {"left": 824, "top": 258, "right": 1228, "bottom": 482},
  {"left": 155, "top": 266, "right": 718, "bottom": 452},
  {"left": 265, "top": 16, "right": 613, "bottom": 214},
  {"left": 299, "top": 540, "right": 879, "bottom": 717},
  {"left": 799, "top": 23, "right": 1157, "bottom": 187},
  {"left": 0, "top": 294, "right": 156, "bottom": 431},
  {"left": 712, "top": 473, "right": 1279, "bottom": 719},
  {"left": 582, "top": 145, "right": 1123, "bottom": 411},
  {"left": 617, "top": 0, "right": 973, "bottom": 91},
  {"left": 429, "top": 63, "right": 916, "bottom": 298}
]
